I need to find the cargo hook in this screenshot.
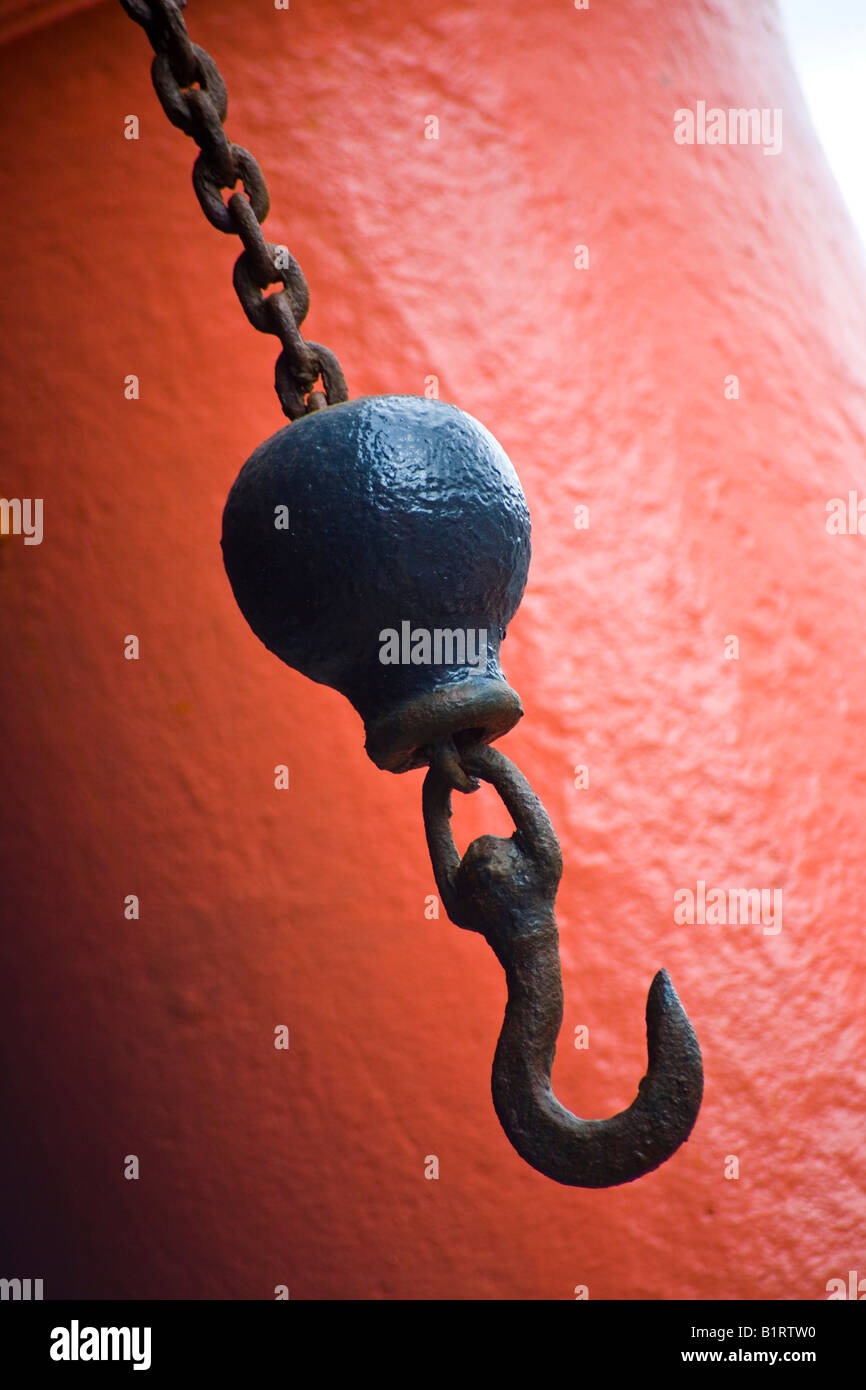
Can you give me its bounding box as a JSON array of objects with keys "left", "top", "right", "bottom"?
[{"left": 422, "top": 744, "right": 704, "bottom": 1188}]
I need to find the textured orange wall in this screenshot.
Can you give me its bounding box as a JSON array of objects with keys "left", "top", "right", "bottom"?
[{"left": 1, "top": 0, "right": 864, "bottom": 1300}]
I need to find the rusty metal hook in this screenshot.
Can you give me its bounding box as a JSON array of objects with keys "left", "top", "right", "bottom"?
[{"left": 422, "top": 744, "right": 703, "bottom": 1188}]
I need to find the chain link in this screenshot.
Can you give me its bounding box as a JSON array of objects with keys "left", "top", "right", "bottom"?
[{"left": 120, "top": 0, "right": 348, "bottom": 420}]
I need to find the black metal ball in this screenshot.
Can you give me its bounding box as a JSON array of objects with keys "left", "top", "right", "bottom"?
[{"left": 221, "top": 394, "right": 531, "bottom": 770}]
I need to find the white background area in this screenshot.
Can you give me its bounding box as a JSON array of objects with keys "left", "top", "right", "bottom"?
[{"left": 780, "top": 0, "right": 866, "bottom": 248}]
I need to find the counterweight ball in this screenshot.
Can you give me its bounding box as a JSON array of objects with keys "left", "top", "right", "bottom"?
[{"left": 221, "top": 395, "right": 531, "bottom": 772}]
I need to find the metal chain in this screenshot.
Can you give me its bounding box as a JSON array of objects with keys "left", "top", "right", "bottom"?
[{"left": 119, "top": 0, "right": 348, "bottom": 421}]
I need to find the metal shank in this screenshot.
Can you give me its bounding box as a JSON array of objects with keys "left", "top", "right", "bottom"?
[{"left": 422, "top": 745, "right": 704, "bottom": 1188}]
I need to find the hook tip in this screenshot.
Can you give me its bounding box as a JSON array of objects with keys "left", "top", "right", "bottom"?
[{"left": 640, "top": 966, "right": 704, "bottom": 1140}]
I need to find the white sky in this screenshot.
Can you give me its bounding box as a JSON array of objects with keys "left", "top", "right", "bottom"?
[{"left": 779, "top": 0, "right": 866, "bottom": 248}]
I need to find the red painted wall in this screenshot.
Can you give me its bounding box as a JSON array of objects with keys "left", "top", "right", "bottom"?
[{"left": 1, "top": 0, "right": 864, "bottom": 1300}]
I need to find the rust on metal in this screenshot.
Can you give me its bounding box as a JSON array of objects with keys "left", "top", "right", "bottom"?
[
  {"left": 122, "top": 0, "right": 704, "bottom": 1191},
  {"left": 423, "top": 744, "right": 704, "bottom": 1187},
  {"left": 120, "top": 0, "right": 347, "bottom": 419}
]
